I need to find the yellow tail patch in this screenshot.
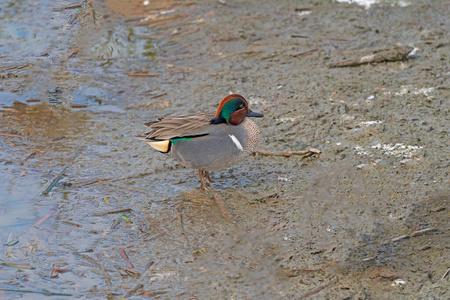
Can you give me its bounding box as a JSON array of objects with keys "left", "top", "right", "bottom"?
[{"left": 147, "top": 140, "right": 170, "bottom": 152}]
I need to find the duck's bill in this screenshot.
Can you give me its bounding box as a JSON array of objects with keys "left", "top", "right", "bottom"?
[{"left": 247, "top": 110, "right": 264, "bottom": 117}]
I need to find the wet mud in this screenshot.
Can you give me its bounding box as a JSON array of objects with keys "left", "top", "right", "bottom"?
[{"left": 0, "top": 0, "right": 449, "bottom": 298}]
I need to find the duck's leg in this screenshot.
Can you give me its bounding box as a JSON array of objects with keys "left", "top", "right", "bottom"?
[
  {"left": 205, "top": 171, "right": 214, "bottom": 184},
  {"left": 198, "top": 169, "right": 209, "bottom": 190}
]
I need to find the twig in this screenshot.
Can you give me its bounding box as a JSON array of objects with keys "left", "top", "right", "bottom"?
[
  {"left": 53, "top": 179, "right": 107, "bottom": 191},
  {"left": 432, "top": 206, "right": 446, "bottom": 213},
  {"left": 68, "top": 49, "right": 79, "bottom": 58},
  {"left": 442, "top": 268, "right": 450, "bottom": 280},
  {"left": 150, "top": 92, "right": 167, "bottom": 99},
  {"left": 33, "top": 205, "right": 59, "bottom": 227},
  {"left": 411, "top": 227, "right": 438, "bottom": 237},
  {"left": 0, "top": 260, "right": 35, "bottom": 270},
  {"left": 62, "top": 221, "right": 98, "bottom": 234},
  {"left": 20, "top": 151, "right": 37, "bottom": 165},
  {"left": 62, "top": 221, "right": 80, "bottom": 228},
  {"left": 4, "top": 239, "right": 19, "bottom": 246},
  {"left": 300, "top": 281, "right": 333, "bottom": 299},
  {"left": 0, "top": 132, "right": 22, "bottom": 137},
  {"left": 78, "top": 254, "right": 112, "bottom": 286},
  {"left": 295, "top": 8, "right": 311, "bottom": 12},
  {"left": 391, "top": 227, "right": 438, "bottom": 242},
  {"left": 328, "top": 45, "right": 414, "bottom": 68},
  {"left": 252, "top": 148, "right": 321, "bottom": 158},
  {"left": 124, "top": 261, "right": 157, "bottom": 297},
  {"left": 0, "top": 287, "right": 71, "bottom": 296},
  {"left": 291, "top": 34, "right": 309, "bottom": 38},
  {"left": 53, "top": 4, "right": 82, "bottom": 11},
  {"left": 0, "top": 63, "right": 33, "bottom": 72},
  {"left": 125, "top": 70, "right": 159, "bottom": 77},
  {"left": 391, "top": 234, "right": 409, "bottom": 242},
  {"left": 98, "top": 219, "right": 121, "bottom": 240},
  {"left": 124, "top": 283, "right": 143, "bottom": 298},
  {"left": 71, "top": 104, "right": 87, "bottom": 108},
  {"left": 68, "top": 13, "right": 78, "bottom": 25},
  {"left": 261, "top": 54, "right": 278, "bottom": 60},
  {"left": 93, "top": 208, "right": 133, "bottom": 216},
  {"left": 144, "top": 232, "right": 165, "bottom": 242},
  {"left": 212, "top": 194, "right": 233, "bottom": 222},
  {"left": 291, "top": 49, "right": 318, "bottom": 57},
  {"left": 118, "top": 248, "right": 134, "bottom": 268},
  {"left": 53, "top": 172, "right": 154, "bottom": 192},
  {"left": 50, "top": 267, "right": 71, "bottom": 278},
  {"left": 144, "top": 261, "right": 157, "bottom": 273},
  {"left": 327, "top": 37, "right": 349, "bottom": 41},
  {"left": 42, "top": 166, "right": 68, "bottom": 195},
  {"left": 101, "top": 198, "right": 137, "bottom": 227}
]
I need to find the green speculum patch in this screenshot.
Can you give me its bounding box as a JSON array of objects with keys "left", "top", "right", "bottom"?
[{"left": 170, "top": 137, "right": 193, "bottom": 143}]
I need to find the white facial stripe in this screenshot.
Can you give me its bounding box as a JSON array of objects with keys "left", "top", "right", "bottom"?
[{"left": 229, "top": 134, "right": 243, "bottom": 151}]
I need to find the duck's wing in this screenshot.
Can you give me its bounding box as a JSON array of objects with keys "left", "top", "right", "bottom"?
[{"left": 143, "top": 112, "right": 215, "bottom": 140}]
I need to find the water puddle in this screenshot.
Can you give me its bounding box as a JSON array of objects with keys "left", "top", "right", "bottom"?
[{"left": 0, "top": 0, "right": 448, "bottom": 298}]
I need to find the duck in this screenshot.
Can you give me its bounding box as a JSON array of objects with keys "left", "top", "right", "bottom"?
[{"left": 137, "top": 94, "right": 264, "bottom": 190}]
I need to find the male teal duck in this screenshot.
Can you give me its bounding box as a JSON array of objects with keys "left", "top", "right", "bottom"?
[{"left": 138, "top": 94, "right": 263, "bottom": 190}]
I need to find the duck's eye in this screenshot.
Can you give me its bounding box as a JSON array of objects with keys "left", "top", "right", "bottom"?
[{"left": 239, "top": 104, "right": 244, "bottom": 109}]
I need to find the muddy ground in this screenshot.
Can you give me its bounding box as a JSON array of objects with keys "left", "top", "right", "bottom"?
[{"left": 0, "top": 0, "right": 449, "bottom": 298}]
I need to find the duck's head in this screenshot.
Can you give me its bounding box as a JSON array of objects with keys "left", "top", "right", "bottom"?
[{"left": 211, "top": 94, "right": 263, "bottom": 125}]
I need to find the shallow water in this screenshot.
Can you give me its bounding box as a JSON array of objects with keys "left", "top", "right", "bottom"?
[{"left": 0, "top": 0, "right": 449, "bottom": 298}]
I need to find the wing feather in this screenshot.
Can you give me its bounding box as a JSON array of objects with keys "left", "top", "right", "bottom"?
[{"left": 143, "top": 112, "right": 215, "bottom": 140}]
